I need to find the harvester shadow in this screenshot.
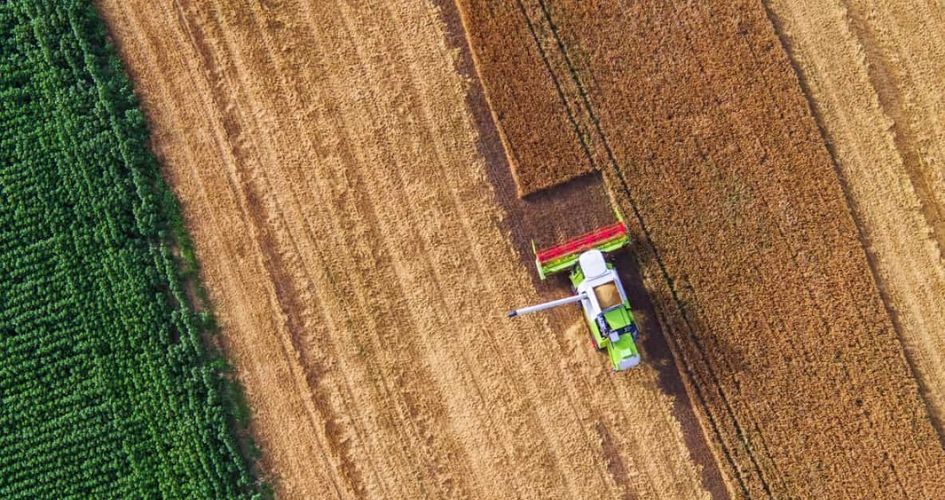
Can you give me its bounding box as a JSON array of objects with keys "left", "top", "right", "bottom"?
[
  {"left": 613, "top": 252, "right": 681, "bottom": 395},
  {"left": 617, "top": 248, "right": 749, "bottom": 386},
  {"left": 614, "top": 251, "right": 730, "bottom": 498}
]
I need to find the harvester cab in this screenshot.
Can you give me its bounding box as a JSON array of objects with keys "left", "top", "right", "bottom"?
[{"left": 508, "top": 220, "right": 642, "bottom": 371}]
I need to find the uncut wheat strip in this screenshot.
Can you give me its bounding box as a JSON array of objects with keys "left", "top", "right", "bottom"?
[
  {"left": 682, "top": 2, "right": 909, "bottom": 494},
  {"left": 767, "top": 0, "right": 945, "bottom": 445},
  {"left": 716, "top": 5, "right": 944, "bottom": 496},
  {"left": 657, "top": 1, "right": 934, "bottom": 494},
  {"left": 454, "top": 0, "right": 593, "bottom": 195},
  {"left": 749, "top": 1, "right": 945, "bottom": 494}
]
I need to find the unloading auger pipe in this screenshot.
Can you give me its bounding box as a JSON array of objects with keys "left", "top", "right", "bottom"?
[{"left": 507, "top": 292, "right": 587, "bottom": 318}]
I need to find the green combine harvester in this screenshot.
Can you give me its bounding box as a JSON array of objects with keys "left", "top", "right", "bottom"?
[{"left": 508, "top": 220, "right": 642, "bottom": 371}]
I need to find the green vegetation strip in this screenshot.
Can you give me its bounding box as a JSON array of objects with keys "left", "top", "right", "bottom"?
[{"left": 0, "top": 1, "right": 261, "bottom": 497}]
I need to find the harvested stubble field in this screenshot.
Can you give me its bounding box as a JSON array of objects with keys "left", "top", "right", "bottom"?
[
  {"left": 94, "top": 0, "right": 945, "bottom": 497},
  {"left": 457, "top": 0, "right": 945, "bottom": 497},
  {"left": 97, "top": 0, "right": 723, "bottom": 498}
]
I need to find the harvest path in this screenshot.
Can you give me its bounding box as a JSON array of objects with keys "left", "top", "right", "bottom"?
[
  {"left": 456, "top": 0, "right": 945, "bottom": 497},
  {"left": 98, "top": 0, "right": 715, "bottom": 498}
]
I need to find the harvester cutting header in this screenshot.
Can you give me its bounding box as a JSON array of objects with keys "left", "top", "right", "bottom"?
[{"left": 509, "top": 219, "right": 642, "bottom": 371}]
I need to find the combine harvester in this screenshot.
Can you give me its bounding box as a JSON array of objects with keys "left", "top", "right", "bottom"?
[{"left": 508, "top": 220, "right": 642, "bottom": 371}]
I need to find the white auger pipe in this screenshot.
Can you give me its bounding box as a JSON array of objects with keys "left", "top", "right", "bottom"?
[{"left": 507, "top": 292, "right": 586, "bottom": 318}]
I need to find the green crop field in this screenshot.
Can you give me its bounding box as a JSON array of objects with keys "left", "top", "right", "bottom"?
[{"left": 0, "top": 1, "right": 259, "bottom": 497}]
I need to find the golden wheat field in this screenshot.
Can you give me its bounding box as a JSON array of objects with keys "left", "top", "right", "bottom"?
[{"left": 96, "top": 0, "right": 945, "bottom": 497}]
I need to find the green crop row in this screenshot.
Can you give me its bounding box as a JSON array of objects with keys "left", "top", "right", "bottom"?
[{"left": 0, "top": 1, "right": 261, "bottom": 497}]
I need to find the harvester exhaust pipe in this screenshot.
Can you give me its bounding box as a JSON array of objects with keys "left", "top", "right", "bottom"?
[{"left": 508, "top": 292, "right": 587, "bottom": 318}]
